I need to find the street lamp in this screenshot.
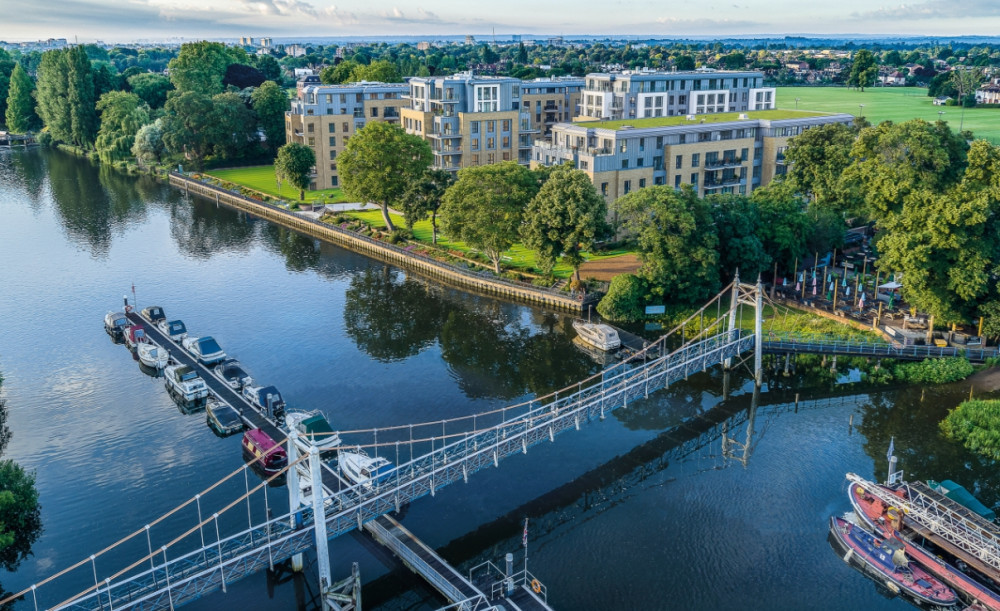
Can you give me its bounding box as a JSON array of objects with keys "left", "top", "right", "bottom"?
[
  {"left": 938, "top": 110, "right": 945, "bottom": 121},
  {"left": 795, "top": 97, "right": 800, "bottom": 110},
  {"left": 858, "top": 103, "right": 865, "bottom": 119}
]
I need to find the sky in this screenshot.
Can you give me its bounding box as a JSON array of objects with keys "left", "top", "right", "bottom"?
[{"left": 1, "top": 0, "right": 998, "bottom": 43}]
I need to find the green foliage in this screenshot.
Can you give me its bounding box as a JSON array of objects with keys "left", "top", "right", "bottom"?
[
  {"left": 67, "top": 46, "right": 98, "bottom": 148},
  {"left": 320, "top": 60, "right": 359, "bottom": 84},
  {"left": 251, "top": 81, "right": 289, "bottom": 154},
  {"left": 0, "top": 49, "right": 15, "bottom": 128},
  {"left": 205, "top": 91, "right": 258, "bottom": 160},
  {"left": 127, "top": 73, "right": 172, "bottom": 109},
  {"left": 349, "top": 60, "right": 400, "bottom": 83},
  {"left": 597, "top": 274, "right": 646, "bottom": 322},
  {"left": 161, "top": 91, "right": 215, "bottom": 167},
  {"left": 611, "top": 185, "right": 719, "bottom": 304},
  {"left": 35, "top": 50, "right": 72, "bottom": 142},
  {"left": 441, "top": 162, "right": 540, "bottom": 274},
  {"left": 521, "top": 166, "right": 609, "bottom": 280},
  {"left": 94, "top": 91, "right": 148, "bottom": 164},
  {"left": 338, "top": 122, "right": 432, "bottom": 232},
  {"left": 783, "top": 121, "right": 862, "bottom": 215},
  {"left": 4, "top": 63, "right": 38, "bottom": 133},
  {"left": 274, "top": 142, "right": 316, "bottom": 200},
  {"left": 0, "top": 461, "right": 41, "bottom": 572},
  {"left": 893, "top": 357, "right": 974, "bottom": 384},
  {"left": 941, "top": 399, "right": 1000, "bottom": 460},
  {"left": 709, "top": 193, "right": 769, "bottom": 281},
  {"left": 168, "top": 41, "right": 231, "bottom": 95},
  {"left": 131, "top": 117, "right": 165, "bottom": 164},
  {"left": 848, "top": 49, "right": 878, "bottom": 91},
  {"left": 400, "top": 168, "right": 454, "bottom": 242}
]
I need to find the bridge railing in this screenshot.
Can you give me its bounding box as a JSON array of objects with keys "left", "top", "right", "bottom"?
[{"left": 760, "top": 331, "right": 998, "bottom": 362}]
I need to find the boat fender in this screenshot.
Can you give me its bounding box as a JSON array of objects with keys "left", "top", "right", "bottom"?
[{"left": 531, "top": 579, "right": 542, "bottom": 594}]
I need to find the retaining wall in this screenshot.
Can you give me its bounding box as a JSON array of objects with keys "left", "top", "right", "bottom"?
[{"left": 169, "top": 173, "right": 586, "bottom": 313}]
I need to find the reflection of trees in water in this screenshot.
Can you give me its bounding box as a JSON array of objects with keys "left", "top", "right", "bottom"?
[
  {"left": 3, "top": 149, "right": 48, "bottom": 212},
  {"left": 167, "top": 196, "right": 256, "bottom": 259},
  {"left": 47, "top": 151, "right": 118, "bottom": 256},
  {"left": 854, "top": 384, "right": 1000, "bottom": 507},
  {"left": 343, "top": 266, "right": 596, "bottom": 399},
  {"left": 260, "top": 224, "right": 320, "bottom": 272}
]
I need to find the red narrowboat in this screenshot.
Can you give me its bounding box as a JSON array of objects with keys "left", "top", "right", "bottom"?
[{"left": 242, "top": 428, "right": 287, "bottom": 473}]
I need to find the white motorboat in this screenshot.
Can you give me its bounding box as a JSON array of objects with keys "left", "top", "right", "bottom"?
[
  {"left": 163, "top": 364, "right": 209, "bottom": 402},
  {"left": 137, "top": 342, "right": 169, "bottom": 369},
  {"left": 104, "top": 311, "right": 128, "bottom": 338},
  {"left": 215, "top": 358, "right": 253, "bottom": 390},
  {"left": 338, "top": 449, "right": 394, "bottom": 490},
  {"left": 158, "top": 319, "right": 188, "bottom": 342},
  {"left": 182, "top": 336, "right": 226, "bottom": 366},
  {"left": 293, "top": 461, "right": 333, "bottom": 510},
  {"left": 140, "top": 306, "right": 166, "bottom": 325},
  {"left": 572, "top": 320, "right": 621, "bottom": 351},
  {"left": 285, "top": 410, "right": 341, "bottom": 455}
]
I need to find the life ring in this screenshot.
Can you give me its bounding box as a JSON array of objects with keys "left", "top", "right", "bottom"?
[{"left": 531, "top": 579, "right": 542, "bottom": 594}]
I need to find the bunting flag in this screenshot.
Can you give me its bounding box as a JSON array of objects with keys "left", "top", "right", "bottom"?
[
  {"left": 795, "top": 282, "right": 801, "bottom": 292},
  {"left": 523, "top": 518, "right": 529, "bottom": 548}
]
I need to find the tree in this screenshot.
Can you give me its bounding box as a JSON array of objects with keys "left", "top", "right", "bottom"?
[
  {"left": 952, "top": 68, "right": 984, "bottom": 115},
  {"left": 131, "top": 117, "right": 166, "bottom": 164},
  {"left": 674, "top": 55, "right": 695, "bottom": 71},
  {"left": 516, "top": 42, "right": 528, "bottom": 64},
  {"left": 253, "top": 54, "right": 282, "bottom": 83},
  {"left": 338, "top": 122, "right": 432, "bottom": 232},
  {"left": 709, "top": 194, "right": 769, "bottom": 281},
  {"left": 35, "top": 49, "right": 72, "bottom": 143},
  {"left": 223, "top": 64, "right": 266, "bottom": 89},
  {"left": 94, "top": 91, "right": 149, "bottom": 163},
  {"left": 349, "top": 60, "right": 401, "bottom": 83},
  {"left": 721, "top": 52, "right": 746, "bottom": 70},
  {"left": 0, "top": 49, "right": 15, "bottom": 128},
  {"left": 251, "top": 81, "right": 289, "bottom": 154},
  {"left": 127, "top": 73, "right": 172, "bottom": 109},
  {"left": 167, "top": 41, "right": 231, "bottom": 95},
  {"left": 160, "top": 91, "right": 215, "bottom": 167},
  {"left": 521, "top": 166, "right": 609, "bottom": 282},
  {"left": 783, "top": 122, "right": 862, "bottom": 215},
  {"left": 440, "top": 162, "right": 539, "bottom": 274},
  {"left": 596, "top": 273, "right": 646, "bottom": 322},
  {"left": 5, "top": 64, "right": 39, "bottom": 133},
  {"left": 320, "top": 60, "right": 359, "bottom": 84},
  {"left": 206, "top": 92, "right": 257, "bottom": 160},
  {"left": 752, "top": 183, "right": 813, "bottom": 269},
  {"left": 400, "top": 168, "right": 454, "bottom": 242},
  {"left": 611, "top": 185, "right": 719, "bottom": 303},
  {"left": 67, "top": 46, "right": 97, "bottom": 147},
  {"left": 848, "top": 49, "right": 878, "bottom": 91},
  {"left": 274, "top": 142, "right": 316, "bottom": 200}
]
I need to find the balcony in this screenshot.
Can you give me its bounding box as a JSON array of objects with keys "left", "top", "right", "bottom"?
[
  {"left": 428, "top": 132, "right": 462, "bottom": 139},
  {"left": 703, "top": 178, "right": 746, "bottom": 190},
  {"left": 433, "top": 148, "right": 461, "bottom": 155},
  {"left": 703, "top": 158, "right": 744, "bottom": 170}
]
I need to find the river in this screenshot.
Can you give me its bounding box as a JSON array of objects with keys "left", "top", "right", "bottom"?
[{"left": 0, "top": 147, "right": 996, "bottom": 611}]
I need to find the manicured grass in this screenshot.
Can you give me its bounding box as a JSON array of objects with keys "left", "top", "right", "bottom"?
[
  {"left": 578, "top": 109, "right": 827, "bottom": 130},
  {"left": 341, "top": 209, "right": 633, "bottom": 279},
  {"left": 777, "top": 86, "right": 1000, "bottom": 143},
  {"left": 206, "top": 165, "right": 349, "bottom": 204}
]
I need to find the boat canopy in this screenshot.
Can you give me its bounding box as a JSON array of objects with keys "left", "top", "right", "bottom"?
[
  {"left": 197, "top": 337, "right": 223, "bottom": 355},
  {"left": 166, "top": 320, "right": 186, "bottom": 334},
  {"left": 176, "top": 366, "right": 199, "bottom": 382},
  {"left": 929, "top": 479, "right": 997, "bottom": 521},
  {"left": 143, "top": 306, "right": 165, "bottom": 322},
  {"left": 301, "top": 414, "right": 335, "bottom": 441},
  {"left": 110, "top": 313, "right": 128, "bottom": 325}
]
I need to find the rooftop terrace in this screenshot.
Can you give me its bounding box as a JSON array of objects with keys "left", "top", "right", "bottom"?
[{"left": 576, "top": 109, "right": 833, "bottom": 131}]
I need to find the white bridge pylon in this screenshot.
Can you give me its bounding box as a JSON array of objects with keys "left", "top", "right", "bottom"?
[{"left": 16, "top": 277, "right": 765, "bottom": 611}]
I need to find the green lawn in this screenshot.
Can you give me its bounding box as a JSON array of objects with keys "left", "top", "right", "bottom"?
[
  {"left": 205, "top": 165, "right": 349, "bottom": 204},
  {"left": 578, "top": 109, "right": 826, "bottom": 130},
  {"left": 777, "top": 86, "right": 1000, "bottom": 143},
  {"left": 341, "top": 209, "right": 630, "bottom": 279}
]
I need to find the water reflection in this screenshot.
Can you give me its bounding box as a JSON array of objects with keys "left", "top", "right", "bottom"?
[
  {"left": 167, "top": 197, "right": 256, "bottom": 258},
  {"left": 0, "top": 149, "right": 48, "bottom": 211},
  {"left": 260, "top": 224, "right": 321, "bottom": 272},
  {"left": 46, "top": 152, "right": 129, "bottom": 256}
]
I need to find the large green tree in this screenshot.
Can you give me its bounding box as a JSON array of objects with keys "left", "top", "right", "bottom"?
[
  {"left": 319, "top": 60, "right": 359, "bottom": 84},
  {"left": 251, "top": 81, "right": 289, "bottom": 154},
  {"left": 709, "top": 193, "right": 769, "bottom": 281},
  {"left": 611, "top": 185, "right": 719, "bottom": 303},
  {"left": 752, "top": 183, "right": 813, "bottom": 269},
  {"left": 338, "top": 122, "right": 432, "bottom": 232},
  {"left": 349, "top": 60, "right": 401, "bottom": 83},
  {"left": 783, "top": 121, "right": 863, "bottom": 215},
  {"left": 35, "top": 49, "right": 72, "bottom": 143},
  {"left": 131, "top": 117, "right": 166, "bottom": 164},
  {"left": 400, "top": 168, "right": 454, "bottom": 242},
  {"left": 4, "top": 64, "right": 39, "bottom": 133},
  {"left": 94, "top": 91, "right": 149, "bottom": 163},
  {"left": 160, "top": 91, "right": 215, "bottom": 167},
  {"left": 67, "top": 46, "right": 97, "bottom": 147},
  {"left": 440, "top": 162, "right": 540, "bottom": 274},
  {"left": 520, "top": 166, "right": 609, "bottom": 282},
  {"left": 206, "top": 91, "right": 257, "bottom": 160},
  {"left": 127, "top": 73, "right": 172, "bottom": 109},
  {"left": 0, "top": 50, "right": 15, "bottom": 128},
  {"left": 167, "top": 41, "right": 231, "bottom": 95},
  {"left": 848, "top": 49, "right": 878, "bottom": 91},
  {"left": 274, "top": 142, "right": 316, "bottom": 201}
]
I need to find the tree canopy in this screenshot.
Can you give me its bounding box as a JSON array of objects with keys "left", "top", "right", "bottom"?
[
  {"left": 274, "top": 142, "right": 316, "bottom": 201},
  {"left": 400, "top": 168, "right": 454, "bottom": 242},
  {"left": 251, "top": 81, "right": 289, "bottom": 155},
  {"left": 167, "top": 41, "right": 232, "bottom": 95},
  {"left": 4, "top": 64, "right": 38, "bottom": 134},
  {"left": 127, "top": 73, "right": 172, "bottom": 109},
  {"left": 848, "top": 49, "right": 877, "bottom": 91},
  {"left": 338, "top": 122, "right": 432, "bottom": 232},
  {"left": 94, "top": 91, "right": 148, "bottom": 163}
]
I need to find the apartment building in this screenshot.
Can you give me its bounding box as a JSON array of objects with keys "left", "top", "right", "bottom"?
[
  {"left": 285, "top": 81, "right": 408, "bottom": 189},
  {"left": 401, "top": 73, "right": 528, "bottom": 170},
  {"left": 520, "top": 77, "right": 584, "bottom": 139},
  {"left": 531, "top": 110, "right": 853, "bottom": 203},
  {"left": 576, "top": 69, "right": 776, "bottom": 121}
]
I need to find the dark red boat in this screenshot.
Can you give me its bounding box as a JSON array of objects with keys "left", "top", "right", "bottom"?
[{"left": 242, "top": 429, "right": 287, "bottom": 473}]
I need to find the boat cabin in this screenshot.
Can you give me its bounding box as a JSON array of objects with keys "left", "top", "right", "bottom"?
[
  {"left": 170, "top": 365, "right": 200, "bottom": 384},
  {"left": 162, "top": 320, "right": 187, "bottom": 340},
  {"left": 141, "top": 306, "right": 166, "bottom": 324},
  {"left": 359, "top": 458, "right": 393, "bottom": 481},
  {"left": 105, "top": 312, "right": 128, "bottom": 335},
  {"left": 242, "top": 429, "right": 287, "bottom": 472},
  {"left": 125, "top": 325, "right": 147, "bottom": 347}
]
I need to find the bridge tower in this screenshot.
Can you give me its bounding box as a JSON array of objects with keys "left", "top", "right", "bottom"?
[{"left": 725, "top": 272, "right": 765, "bottom": 386}]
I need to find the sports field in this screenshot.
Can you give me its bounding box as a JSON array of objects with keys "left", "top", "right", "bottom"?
[
  {"left": 205, "top": 165, "right": 349, "bottom": 204},
  {"left": 776, "top": 86, "right": 1000, "bottom": 142}
]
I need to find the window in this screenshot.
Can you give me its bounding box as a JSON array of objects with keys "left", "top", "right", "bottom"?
[
  {"left": 329, "top": 163, "right": 336, "bottom": 171},
  {"left": 370, "top": 107, "right": 378, "bottom": 117},
  {"left": 331, "top": 176, "right": 338, "bottom": 186},
  {"left": 655, "top": 176, "right": 664, "bottom": 185},
  {"left": 691, "top": 173, "right": 698, "bottom": 187},
  {"left": 487, "top": 153, "right": 495, "bottom": 164},
  {"left": 637, "top": 158, "right": 644, "bottom": 167},
  {"left": 329, "top": 150, "right": 336, "bottom": 160},
  {"left": 741, "top": 148, "right": 749, "bottom": 161},
  {"left": 307, "top": 123, "right": 314, "bottom": 133},
  {"left": 624, "top": 180, "right": 631, "bottom": 194},
  {"left": 475, "top": 85, "right": 500, "bottom": 112},
  {"left": 487, "top": 120, "right": 496, "bottom": 132},
  {"left": 639, "top": 178, "right": 646, "bottom": 188},
  {"left": 307, "top": 137, "right": 315, "bottom": 146},
  {"left": 328, "top": 123, "right": 336, "bottom": 133},
  {"left": 471, "top": 139, "right": 480, "bottom": 151},
  {"left": 502, "top": 136, "right": 510, "bottom": 148},
  {"left": 580, "top": 160, "right": 589, "bottom": 170},
  {"left": 502, "top": 152, "right": 511, "bottom": 161},
  {"left": 343, "top": 122, "right": 349, "bottom": 133},
  {"left": 656, "top": 136, "right": 663, "bottom": 149},
  {"left": 675, "top": 155, "right": 682, "bottom": 169},
  {"left": 471, "top": 154, "right": 480, "bottom": 165},
  {"left": 601, "top": 182, "right": 608, "bottom": 195},
  {"left": 487, "top": 137, "right": 495, "bottom": 149},
  {"left": 691, "top": 153, "right": 700, "bottom": 168},
  {"left": 653, "top": 156, "right": 663, "bottom": 170},
  {"left": 675, "top": 175, "right": 681, "bottom": 188},
  {"left": 471, "top": 121, "right": 480, "bottom": 134},
  {"left": 502, "top": 120, "right": 511, "bottom": 131},
  {"left": 621, "top": 159, "right": 629, "bottom": 169},
  {"left": 329, "top": 136, "right": 336, "bottom": 147}
]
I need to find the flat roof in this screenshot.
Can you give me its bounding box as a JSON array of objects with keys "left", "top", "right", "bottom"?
[{"left": 576, "top": 109, "right": 833, "bottom": 130}]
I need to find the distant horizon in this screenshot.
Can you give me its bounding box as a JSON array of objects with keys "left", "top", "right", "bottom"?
[{"left": 3, "top": 0, "right": 999, "bottom": 44}]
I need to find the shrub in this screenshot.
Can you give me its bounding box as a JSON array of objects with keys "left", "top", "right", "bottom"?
[
  {"left": 36, "top": 131, "right": 53, "bottom": 146},
  {"left": 892, "top": 357, "right": 974, "bottom": 384},
  {"left": 597, "top": 274, "right": 646, "bottom": 322},
  {"left": 941, "top": 399, "right": 1000, "bottom": 459}
]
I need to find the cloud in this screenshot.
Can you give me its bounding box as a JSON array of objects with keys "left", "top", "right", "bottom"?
[
  {"left": 852, "top": 0, "right": 1000, "bottom": 20},
  {"left": 379, "top": 6, "right": 448, "bottom": 25},
  {"left": 240, "top": 0, "right": 319, "bottom": 17}
]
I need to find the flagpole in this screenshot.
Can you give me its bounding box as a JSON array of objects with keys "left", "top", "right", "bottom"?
[{"left": 523, "top": 517, "right": 529, "bottom": 577}]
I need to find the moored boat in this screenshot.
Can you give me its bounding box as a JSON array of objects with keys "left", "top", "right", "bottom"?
[
  {"left": 242, "top": 428, "right": 287, "bottom": 473},
  {"left": 163, "top": 364, "right": 210, "bottom": 402},
  {"left": 104, "top": 311, "right": 129, "bottom": 338},
  {"left": 182, "top": 336, "right": 226, "bottom": 366},
  {"left": 285, "top": 410, "right": 341, "bottom": 455},
  {"left": 572, "top": 320, "right": 621, "bottom": 351},
  {"left": 124, "top": 324, "right": 147, "bottom": 351},
  {"left": 136, "top": 342, "right": 169, "bottom": 369},
  {"left": 215, "top": 358, "right": 253, "bottom": 391},
  {"left": 830, "top": 516, "right": 958, "bottom": 607},
  {"left": 241, "top": 384, "right": 286, "bottom": 423},
  {"left": 158, "top": 319, "right": 187, "bottom": 342},
  {"left": 140, "top": 306, "right": 166, "bottom": 326},
  {"left": 338, "top": 449, "right": 393, "bottom": 490},
  {"left": 206, "top": 396, "right": 244, "bottom": 437}
]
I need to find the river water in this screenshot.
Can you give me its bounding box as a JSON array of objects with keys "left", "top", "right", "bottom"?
[{"left": 0, "top": 148, "right": 997, "bottom": 611}]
